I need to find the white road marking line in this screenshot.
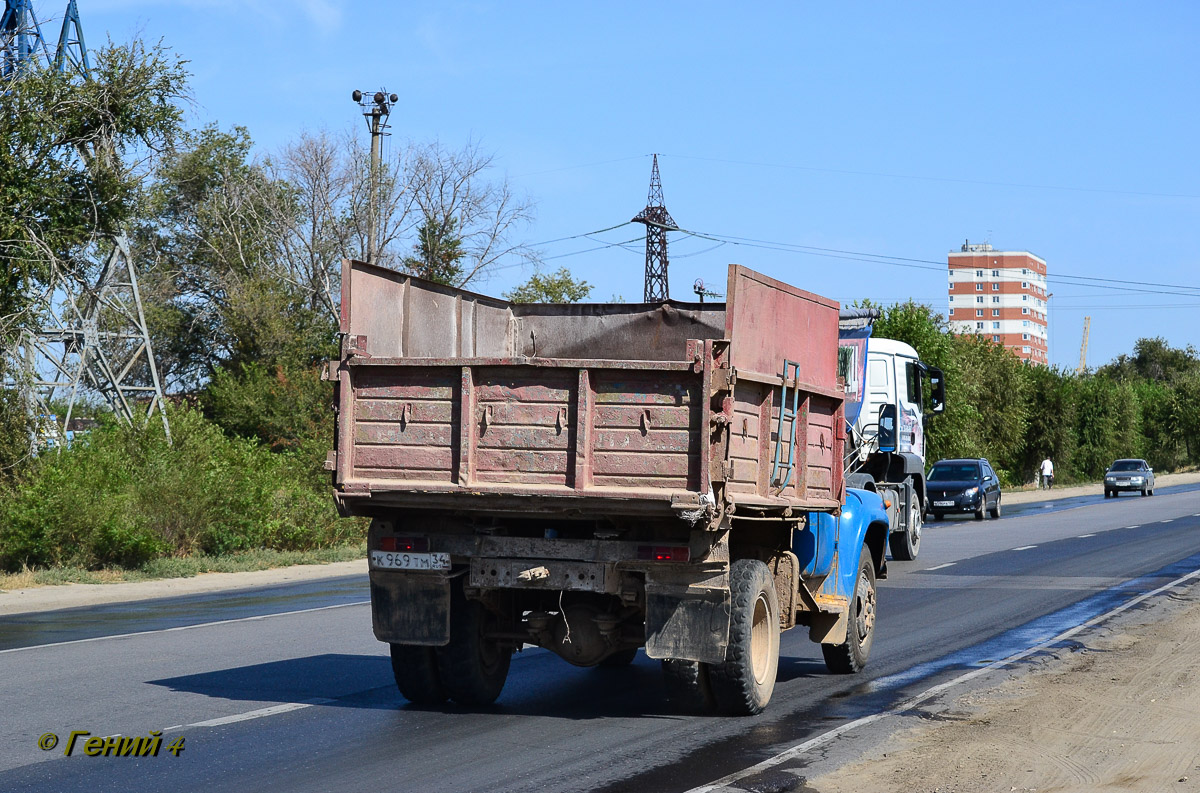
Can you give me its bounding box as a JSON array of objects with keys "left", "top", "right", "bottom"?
[
  {"left": 685, "top": 565, "right": 1200, "bottom": 793},
  {"left": 185, "top": 699, "right": 335, "bottom": 728},
  {"left": 1125, "top": 526, "right": 1140, "bottom": 530},
  {"left": 1162, "top": 519, "right": 1174, "bottom": 524},
  {"left": 925, "top": 563, "right": 955, "bottom": 571},
  {"left": 1012, "top": 545, "right": 1037, "bottom": 551},
  {"left": 1078, "top": 534, "right": 1095, "bottom": 538},
  {"left": 0, "top": 600, "right": 371, "bottom": 655}
]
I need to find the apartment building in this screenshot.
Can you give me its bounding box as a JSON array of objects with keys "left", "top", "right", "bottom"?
[{"left": 947, "top": 241, "right": 1049, "bottom": 365}]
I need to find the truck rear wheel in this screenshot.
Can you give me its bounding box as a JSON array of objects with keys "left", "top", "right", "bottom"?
[
  {"left": 889, "top": 501, "right": 922, "bottom": 561},
  {"left": 435, "top": 581, "right": 511, "bottom": 706},
  {"left": 389, "top": 644, "right": 446, "bottom": 705},
  {"left": 708, "top": 559, "right": 780, "bottom": 715},
  {"left": 662, "top": 659, "right": 716, "bottom": 713},
  {"left": 822, "top": 549, "right": 876, "bottom": 674}
]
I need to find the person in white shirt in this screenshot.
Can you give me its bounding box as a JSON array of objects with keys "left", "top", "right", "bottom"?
[{"left": 1039, "top": 457, "right": 1054, "bottom": 489}]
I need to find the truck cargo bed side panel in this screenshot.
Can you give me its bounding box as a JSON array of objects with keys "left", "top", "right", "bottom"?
[
  {"left": 352, "top": 367, "right": 459, "bottom": 483},
  {"left": 591, "top": 370, "right": 701, "bottom": 491},
  {"left": 474, "top": 368, "right": 576, "bottom": 486}
]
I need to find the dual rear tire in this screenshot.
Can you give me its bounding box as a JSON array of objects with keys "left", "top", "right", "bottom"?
[{"left": 389, "top": 578, "right": 512, "bottom": 707}]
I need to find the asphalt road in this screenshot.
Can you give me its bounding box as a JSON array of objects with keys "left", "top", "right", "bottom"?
[{"left": 3, "top": 489, "right": 1200, "bottom": 793}]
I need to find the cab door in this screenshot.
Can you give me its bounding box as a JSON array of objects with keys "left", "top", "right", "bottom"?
[{"left": 896, "top": 355, "right": 924, "bottom": 459}]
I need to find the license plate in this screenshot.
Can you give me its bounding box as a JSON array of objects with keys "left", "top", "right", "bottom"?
[
  {"left": 370, "top": 551, "right": 450, "bottom": 571},
  {"left": 933, "top": 500, "right": 954, "bottom": 507}
]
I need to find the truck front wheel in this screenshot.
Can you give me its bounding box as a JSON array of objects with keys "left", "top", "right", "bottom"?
[
  {"left": 435, "top": 582, "right": 512, "bottom": 706},
  {"left": 708, "top": 559, "right": 780, "bottom": 715},
  {"left": 889, "top": 500, "right": 922, "bottom": 561},
  {"left": 822, "top": 550, "right": 877, "bottom": 674},
  {"left": 390, "top": 644, "right": 446, "bottom": 705}
]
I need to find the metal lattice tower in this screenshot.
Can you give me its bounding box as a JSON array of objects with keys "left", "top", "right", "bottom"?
[
  {"left": 2, "top": 0, "right": 170, "bottom": 450},
  {"left": 631, "top": 154, "right": 678, "bottom": 302},
  {"left": 1077, "top": 315, "right": 1091, "bottom": 374}
]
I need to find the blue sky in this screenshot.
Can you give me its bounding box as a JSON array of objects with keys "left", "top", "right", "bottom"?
[{"left": 36, "top": 1, "right": 1200, "bottom": 368}]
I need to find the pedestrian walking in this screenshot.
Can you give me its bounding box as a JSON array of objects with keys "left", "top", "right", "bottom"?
[{"left": 1039, "top": 456, "right": 1054, "bottom": 489}]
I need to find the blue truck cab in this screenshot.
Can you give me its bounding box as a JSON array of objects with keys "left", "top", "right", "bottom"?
[{"left": 793, "top": 488, "right": 891, "bottom": 673}]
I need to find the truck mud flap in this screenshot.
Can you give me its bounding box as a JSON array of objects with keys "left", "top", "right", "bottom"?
[
  {"left": 369, "top": 571, "right": 451, "bottom": 646},
  {"left": 644, "top": 585, "right": 731, "bottom": 664}
]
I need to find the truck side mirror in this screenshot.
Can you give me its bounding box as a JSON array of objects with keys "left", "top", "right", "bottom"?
[
  {"left": 928, "top": 366, "right": 946, "bottom": 415},
  {"left": 877, "top": 404, "right": 897, "bottom": 453}
]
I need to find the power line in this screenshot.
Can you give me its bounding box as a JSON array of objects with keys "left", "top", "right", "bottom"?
[
  {"left": 529, "top": 220, "right": 1200, "bottom": 305},
  {"left": 530, "top": 221, "right": 634, "bottom": 247},
  {"left": 673, "top": 227, "right": 1200, "bottom": 299}
]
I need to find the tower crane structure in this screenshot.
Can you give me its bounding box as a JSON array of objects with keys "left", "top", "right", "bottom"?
[
  {"left": 1077, "top": 315, "right": 1091, "bottom": 374},
  {"left": 631, "top": 154, "right": 678, "bottom": 302},
  {"left": 1, "top": 0, "right": 170, "bottom": 451}
]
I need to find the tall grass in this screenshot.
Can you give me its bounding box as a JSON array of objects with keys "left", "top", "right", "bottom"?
[{"left": 0, "top": 406, "right": 361, "bottom": 571}]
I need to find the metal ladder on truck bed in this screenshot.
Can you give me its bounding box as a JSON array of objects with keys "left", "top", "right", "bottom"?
[{"left": 770, "top": 359, "right": 802, "bottom": 493}]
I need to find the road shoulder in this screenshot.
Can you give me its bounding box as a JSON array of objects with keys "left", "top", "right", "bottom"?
[
  {"left": 804, "top": 576, "right": 1200, "bottom": 793},
  {"left": 1001, "top": 469, "right": 1200, "bottom": 505}
]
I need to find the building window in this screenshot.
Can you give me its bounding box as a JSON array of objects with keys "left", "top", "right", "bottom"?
[
  {"left": 1022, "top": 281, "right": 1028, "bottom": 288},
  {"left": 1023, "top": 320, "right": 1030, "bottom": 327},
  {"left": 1023, "top": 346, "right": 1031, "bottom": 354},
  {"left": 1022, "top": 294, "right": 1028, "bottom": 301},
  {"left": 993, "top": 322, "right": 1000, "bottom": 329},
  {"left": 976, "top": 309, "right": 984, "bottom": 317},
  {"left": 975, "top": 269, "right": 983, "bottom": 278},
  {"left": 1022, "top": 307, "right": 1029, "bottom": 314},
  {"left": 1021, "top": 268, "right": 1028, "bottom": 275},
  {"left": 1023, "top": 333, "right": 1029, "bottom": 340},
  {"left": 976, "top": 284, "right": 983, "bottom": 291},
  {"left": 977, "top": 322, "right": 984, "bottom": 329},
  {"left": 976, "top": 296, "right": 984, "bottom": 303},
  {"left": 991, "top": 269, "right": 999, "bottom": 277},
  {"left": 992, "top": 309, "right": 999, "bottom": 317},
  {"left": 949, "top": 295, "right": 954, "bottom": 302},
  {"left": 992, "top": 283, "right": 999, "bottom": 291},
  {"left": 992, "top": 296, "right": 1000, "bottom": 303},
  {"left": 992, "top": 335, "right": 1000, "bottom": 342}
]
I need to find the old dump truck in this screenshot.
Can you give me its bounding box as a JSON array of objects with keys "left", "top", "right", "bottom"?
[{"left": 328, "top": 262, "right": 890, "bottom": 715}]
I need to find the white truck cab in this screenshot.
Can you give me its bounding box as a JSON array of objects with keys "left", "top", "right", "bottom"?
[{"left": 839, "top": 314, "right": 944, "bottom": 561}]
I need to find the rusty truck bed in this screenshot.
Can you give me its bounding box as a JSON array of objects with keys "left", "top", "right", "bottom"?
[{"left": 329, "top": 261, "right": 845, "bottom": 524}]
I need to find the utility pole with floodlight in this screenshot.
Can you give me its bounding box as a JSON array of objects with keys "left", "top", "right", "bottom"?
[{"left": 351, "top": 89, "right": 397, "bottom": 264}]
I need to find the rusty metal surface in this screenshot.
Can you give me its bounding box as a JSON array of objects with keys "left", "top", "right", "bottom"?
[
  {"left": 724, "top": 264, "right": 840, "bottom": 394},
  {"left": 342, "top": 258, "right": 724, "bottom": 361},
  {"left": 469, "top": 558, "right": 613, "bottom": 594},
  {"left": 334, "top": 260, "right": 847, "bottom": 519}
]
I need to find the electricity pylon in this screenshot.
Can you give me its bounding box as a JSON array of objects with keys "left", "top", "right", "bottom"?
[
  {"left": 1, "top": 0, "right": 170, "bottom": 451},
  {"left": 632, "top": 154, "right": 678, "bottom": 302}
]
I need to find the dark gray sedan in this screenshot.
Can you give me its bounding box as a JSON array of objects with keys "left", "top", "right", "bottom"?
[{"left": 1104, "top": 459, "right": 1155, "bottom": 497}]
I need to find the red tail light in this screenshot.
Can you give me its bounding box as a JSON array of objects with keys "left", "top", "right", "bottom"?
[
  {"left": 378, "top": 536, "right": 429, "bottom": 552},
  {"left": 637, "top": 545, "right": 691, "bottom": 562}
]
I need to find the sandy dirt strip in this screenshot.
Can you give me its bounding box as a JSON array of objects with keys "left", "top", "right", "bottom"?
[{"left": 809, "top": 578, "right": 1200, "bottom": 793}]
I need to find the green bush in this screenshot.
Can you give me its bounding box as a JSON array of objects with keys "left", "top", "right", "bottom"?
[{"left": 0, "top": 406, "right": 361, "bottom": 571}]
